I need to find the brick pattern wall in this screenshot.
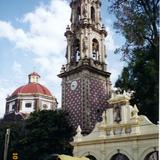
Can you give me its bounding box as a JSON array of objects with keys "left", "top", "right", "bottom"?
[
  {"left": 89, "top": 79, "right": 108, "bottom": 128},
  {"left": 65, "top": 79, "right": 82, "bottom": 128}
]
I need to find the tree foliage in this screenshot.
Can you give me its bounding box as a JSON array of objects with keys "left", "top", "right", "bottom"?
[
  {"left": 0, "top": 120, "right": 25, "bottom": 160},
  {"left": 109, "top": 0, "right": 159, "bottom": 123},
  {"left": 0, "top": 110, "right": 75, "bottom": 160}
]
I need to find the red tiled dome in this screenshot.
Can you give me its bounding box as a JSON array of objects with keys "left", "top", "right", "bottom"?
[{"left": 11, "top": 83, "right": 52, "bottom": 96}]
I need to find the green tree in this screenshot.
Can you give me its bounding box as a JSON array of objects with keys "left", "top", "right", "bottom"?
[
  {"left": 109, "top": 0, "right": 159, "bottom": 123},
  {"left": 0, "top": 110, "right": 75, "bottom": 160}
]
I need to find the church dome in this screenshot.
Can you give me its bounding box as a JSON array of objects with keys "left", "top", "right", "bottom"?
[
  {"left": 11, "top": 72, "right": 52, "bottom": 96},
  {"left": 11, "top": 83, "right": 52, "bottom": 96},
  {"left": 5, "top": 72, "right": 58, "bottom": 117}
]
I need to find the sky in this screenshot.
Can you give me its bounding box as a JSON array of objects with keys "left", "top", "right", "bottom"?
[{"left": 0, "top": 0, "right": 125, "bottom": 118}]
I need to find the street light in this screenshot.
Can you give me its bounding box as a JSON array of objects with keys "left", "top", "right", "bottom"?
[{"left": 3, "top": 128, "right": 10, "bottom": 160}]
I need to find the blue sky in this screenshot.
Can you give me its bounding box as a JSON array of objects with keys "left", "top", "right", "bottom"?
[{"left": 0, "top": 0, "right": 125, "bottom": 117}]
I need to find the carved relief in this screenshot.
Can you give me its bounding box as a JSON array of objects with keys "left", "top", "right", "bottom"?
[{"left": 113, "top": 106, "right": 121, "bottom": 123}]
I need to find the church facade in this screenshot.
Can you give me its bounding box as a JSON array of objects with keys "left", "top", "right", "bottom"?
[
  {"left": 58, "top": 0, "right": 111, "bottom": 134},
  {"left": 72, "top": 92, "right": 159, "bottom": 160}
]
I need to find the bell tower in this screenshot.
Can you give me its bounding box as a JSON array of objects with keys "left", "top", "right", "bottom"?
[{"left": 58, "top": 0, "right": 111, "bottom": 134}]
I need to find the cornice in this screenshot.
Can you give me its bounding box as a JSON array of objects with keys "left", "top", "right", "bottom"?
[
  {"left": 58, "top": 63, "right": 111, "bottom": 78},
  {"left": 72, "top": 133, "right": 159, "bottom": 146}
]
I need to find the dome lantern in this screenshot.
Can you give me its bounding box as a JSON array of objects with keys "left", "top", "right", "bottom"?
[{"left": 28, "top": 72, "right": 40, "bottom": 83}]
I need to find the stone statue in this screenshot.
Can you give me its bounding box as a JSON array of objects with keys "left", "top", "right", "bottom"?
[
  {"left": 114, "top": 106, "right": 121, "bottom": 123},
  {"left": 83, "top": 4, "right": 87, "bottom": 18}
]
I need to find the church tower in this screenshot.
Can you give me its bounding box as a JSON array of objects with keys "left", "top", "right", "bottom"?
[{"left": 58, "top": 0, "right": 111, "bottom": 134}]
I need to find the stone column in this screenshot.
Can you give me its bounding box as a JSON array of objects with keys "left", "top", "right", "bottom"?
[
  {"left": 80, "top": 31, "right": 83, "bottom": 59},
  {"left": 121, "top": 105, "right": 127, "bottom": 123},
  {"left": 107, "top": 108, "right": 113, "bottom": 125},
  {"left": 67, "top": 39, "right": 71, "bottom": 63},
  {"left": 89, "top": 28, "right": 92, "bottom": 59},
  {"left": 96, "top": 5, "right": 100, "bottom": 25},
  {"left": 101, "top": 35, "right": 105, "bottom": 63}
]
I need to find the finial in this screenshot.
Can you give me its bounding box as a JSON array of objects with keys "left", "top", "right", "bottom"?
[
  {"left": 60, "top": 65, "right": 65, "bottom": 73},
  {"left": 74, "top": 125, "right": 82, "bottom": 141},
  {"left": 76, "top": 125, "right": 82, "bottom": 135},
  {"left": 133, "top": 104, "right": 139, "bottom": 112},
  {"left": 132, "top": 104, "right": 139, "bottom": 118},
  {"left": 102, "top": 24, "right": 105, "bottom": 29},
  {"left": 66, "top": 25, "right": 70, "bottom": 31}
]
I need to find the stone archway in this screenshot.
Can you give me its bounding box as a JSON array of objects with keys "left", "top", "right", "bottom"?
[
  {"left": 110, "top": 153, "right": 129, "bottom": 160},
  {"left": 144, "top": 151, "right": 158, "bottom": 160},
  {"left": 86, "top": 155, "right": 97, "bottom": 160},
  {"left": 92, "top": 38, "right": 99, "bottom": 60}
]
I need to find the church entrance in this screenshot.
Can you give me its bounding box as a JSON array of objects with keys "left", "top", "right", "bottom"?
[
  {"left": 86, "top": 155, "right": 97, "bottom": 160},
  {"left": 144, "top": 151, "right": 158, "bottom": 160},
  {"left": 110, "top": 153, "right": 129, "bottom": 160}
]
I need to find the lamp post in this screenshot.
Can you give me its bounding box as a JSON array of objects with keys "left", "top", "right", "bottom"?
[{"left": 3, "top": 128, "right": 10, "bottom": 160}]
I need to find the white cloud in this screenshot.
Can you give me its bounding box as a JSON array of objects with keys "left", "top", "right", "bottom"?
[
  {"left": 0, "top": 0, "right": 70, "bottom": 57},
  {"left": 0, "top": 21, "right": 26, "bottom": 41},
  {"left": 22, "top": 0, "right": 70, "bottom": 56},
  {"left": 109, "top": 66, "right": 122, "bottom": 85},
  {"left": 105, "top": 26, "right": 120, "bottom": 52},
  {"left": 104, "top": 25, "right": 125, "bottom": 85},
  {"left": 34, "top": 55, "right": 65, "bottom": 82},
  {"left": 12, "top": 61, "right": 22, "bottom": 73}
]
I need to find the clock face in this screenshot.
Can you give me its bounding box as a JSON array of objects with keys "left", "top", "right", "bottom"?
[{"left": 70, "top": 81, "right": 78, "bottom": 90}]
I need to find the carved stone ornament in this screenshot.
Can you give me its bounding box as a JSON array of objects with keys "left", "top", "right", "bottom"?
[
  {"left": 83, "top": 36, "right": 88, "bottom": 52},
  {"left": 83, "top": 4, "right": 87, "bottom": 17}
]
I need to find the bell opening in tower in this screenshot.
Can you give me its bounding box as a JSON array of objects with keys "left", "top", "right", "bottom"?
[
  {"left": 77, "top": 6, "right": 81, "bottom": 22},
  {"left": 91, "top": 6, "right": 95, "bottom": 22},
  {"left": 72, "top": 38, "right": 80, "bottom": 63},
  {"left": 92, "top": 38, "right": 99, "bottom": 61}
]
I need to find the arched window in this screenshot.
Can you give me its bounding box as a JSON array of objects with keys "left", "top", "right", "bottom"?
[
  {"left": 111, "top": 153, "right": 129, "bottom": 160},
  {"left": 91, "top": 7, "right": 95, "bottom": 22},
  {"left": 43, "top": 104, "right": 48, "bottom": 110},
  {"left": 92, "top": 39, "right": 99, "bottom": 60},
  {"left": 73, "top": 39, "right": 80, "bottom": 62},
  {"left": 25, "top": 103, "right": 32, "bottom": 108},
  {"left": 86, "top": 155, "right": 97, "bottom": 160},
  {"left": 144, "top": 151, "right": 158, "bottom": 160},
  {"left": 77, "top": 7, "right": 81, "bottom": 21}
]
